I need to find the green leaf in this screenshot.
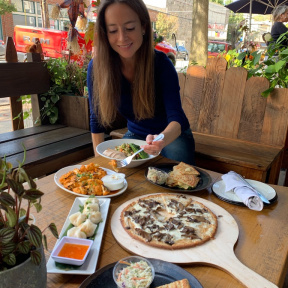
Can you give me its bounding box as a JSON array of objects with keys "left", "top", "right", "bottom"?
[
  {"left": 265, "top": 65, "right": 276, "bottom": 74},
  {"left": 5, "top": 206, "right": 17, "bottom": 227},
  {"left": 3, "top": 253, "right": 16, "bottom": 266},
  {"left": 237, "top": 52, "right": 247, "bottom": 60},
  {"left": 0, "top": 192, "right": 16, "bottom": 206},
  {"left": 48, "top": 223, "right": 59, "bottom": 239},
  {"left": 252, "top": 53, "right": 261, "bottom": 66},
  {"left": 30, "top": 249, "right": 41, "bottom": 265},
  {"left": 274, "top": 60, "right": 286, "bottom": 72},
  {"left": 0, "top": 227, "right": 15, "bottom": 243},
  {"left": 261, "top": 87, "right": 274, "bottom": 97},
  {"left": 1, "top": 242, "right": 16, "bottom": 255},
  {"left": 27, "top": 224, "right": 42, "bottom": 247},
  {"left": 6, "top": 178, "right": 25, "bottom": 197},
  {"left": 43, "top": 234, "right": 48, "bottom": 250},
  {"left": 17, "top": 240, "right": 31, "bottom": 254},
  {"left": 23, "top": 189, "right": 44, "bottom": 200},
  {"left": 33, "top": 202, "right": 42, "bottom": 213}
]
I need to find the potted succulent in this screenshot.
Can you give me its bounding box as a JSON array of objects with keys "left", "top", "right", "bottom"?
[{"left": 0, "top": 150, "right": 58, "bottom": 288}]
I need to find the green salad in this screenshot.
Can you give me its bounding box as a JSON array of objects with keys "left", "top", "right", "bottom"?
[{"left": 115, "top": 143, "right": 149, "bottom": 160}]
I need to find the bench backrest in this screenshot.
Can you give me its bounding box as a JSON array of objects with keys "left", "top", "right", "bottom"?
[{"left": 179, "top": 57, "right": 288, "bottom": 148}]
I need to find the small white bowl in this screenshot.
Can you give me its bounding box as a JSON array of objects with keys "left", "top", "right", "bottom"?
[
  {"left": 113, "top": 256, "right": 155, "bottom": 288},
  {"left": 51, "top": 236, "right": 93, "bottom": 266},
  {"left": 96, "top": 139, "right": 157, "bottom": 168}
]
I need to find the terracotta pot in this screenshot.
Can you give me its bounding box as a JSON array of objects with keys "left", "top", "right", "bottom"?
[{"left": 0, "top": 247, "right": 47, "bottom": 288}]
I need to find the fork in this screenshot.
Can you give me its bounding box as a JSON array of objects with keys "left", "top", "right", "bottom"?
[{"left": 116, "top": 134, "right": 164, "bottom": 168}]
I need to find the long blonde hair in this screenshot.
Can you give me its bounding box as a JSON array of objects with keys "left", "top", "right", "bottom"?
[{"left": 92, "top": 0, "right": 155, "bottom": 128}]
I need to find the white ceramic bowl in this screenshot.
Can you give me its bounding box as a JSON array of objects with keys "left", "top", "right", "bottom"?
[
  {"left": 96, "top": 139, "right": 156, "bottom": 168},
  {"left": 113, "top": 256, "right": 155, "bottom": 288},
  {"left": 51, "top": 236, "right": 93, "bottom": 266}
]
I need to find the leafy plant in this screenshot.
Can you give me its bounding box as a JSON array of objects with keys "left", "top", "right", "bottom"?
[
  {"left": 40, "top": 56, "right": 91, "bottom": 124},
  {"left": 0, "top": 148, "right": 58, "bottom": 271},
  {"left": 0, "top": 0, "right": 16, "bottom": 16},
  {"left": 223, "top": 31, "right": 288, "bottom": 97}
]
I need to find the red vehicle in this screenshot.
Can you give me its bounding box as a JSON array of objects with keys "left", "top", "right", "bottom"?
[
  {"left": 155, "top": 41, "right": 177, "bottom": 65},
  {"left": 13, "top": 25, "right": 92, "bottom": 64},
  {"left": 208, "top": 40, "right": 232, "bottom": 58}
]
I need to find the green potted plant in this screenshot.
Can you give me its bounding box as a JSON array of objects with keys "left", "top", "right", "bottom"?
[
  {"left": 39, "top": 56, "right": 91, "bottom": 125},
  {"left": 0, "top": 150, "right": 58, "bottom": 288}
]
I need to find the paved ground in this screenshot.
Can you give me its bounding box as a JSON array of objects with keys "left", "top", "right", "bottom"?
[{"left": 0, "top": 98, "right": 12, "bottom": 133}]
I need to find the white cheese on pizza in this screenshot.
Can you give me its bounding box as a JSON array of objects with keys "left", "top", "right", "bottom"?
[{"left": 120, "top": 194, "right": 217, "bottom": 249}]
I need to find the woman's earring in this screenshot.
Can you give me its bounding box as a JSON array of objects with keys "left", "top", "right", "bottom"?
[{"left": 143, "top": 33, "right": 145, "bottom": 36}]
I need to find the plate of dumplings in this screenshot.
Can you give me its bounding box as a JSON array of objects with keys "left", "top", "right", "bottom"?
[{"left": 47, "top": 196, "right": 110, "bottom": 275}]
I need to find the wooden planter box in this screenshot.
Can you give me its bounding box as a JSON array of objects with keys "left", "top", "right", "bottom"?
[{"left": 57, "top": 94, "right": 90, "bottom": 130}]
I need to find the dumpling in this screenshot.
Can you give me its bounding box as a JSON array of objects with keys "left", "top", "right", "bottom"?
[
  {"left": 67, "top": 226, "right": 86, "bottom": 239},
  {"left": 69, "top": 211, "right": 86, "bottom": 227},
  {"left": 84, "top": 198, "right": 99, "bottom": 206},
  {"left": 83, "top": 203, "right": 99, "bottom": 214},
  {"left": 79, "top": 219, "right": 97, "bottom": 237},
  {"left": 87, "top": 211, "right": 102, "bottom": 224}
]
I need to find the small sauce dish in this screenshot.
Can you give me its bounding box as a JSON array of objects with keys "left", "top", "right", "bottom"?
[{"left": 51, "top": 236, "right": 93, "bottom": 266}]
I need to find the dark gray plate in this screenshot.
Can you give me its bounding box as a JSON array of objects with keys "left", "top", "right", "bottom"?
[
  {"left": 145, "top": 163, "right": 212, "bottom": 192},
  {"left": 80, "top": 258, "right": 203, "bottom": 288}
]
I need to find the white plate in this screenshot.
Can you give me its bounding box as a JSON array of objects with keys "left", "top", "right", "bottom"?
[
  {"left": 212, "top": 179, "right": 277, "bottom": 206},
  {"left": 54, "top": 165, "right": 128, "bottom": 198},
  {"left": 47, "top": 197, "right": 110, "bottom": 275},
  {"left": 96, "top": 139, "right": 156, "bottom": 168}
]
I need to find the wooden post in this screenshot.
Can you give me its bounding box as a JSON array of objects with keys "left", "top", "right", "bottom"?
[
  {"left": 6, "top": 36, "right": 24, "bottom": 131},
  {"left": 27, "top": 39, "right": 43, "bottom": 127}
]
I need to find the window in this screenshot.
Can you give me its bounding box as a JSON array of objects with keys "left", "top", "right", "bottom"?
[
  {"left": 11, "top": 0, "right": 23, "bottom": 12},
  {"left": 23, "top": 1, "right": 35, "bottom": 14},
  {"left": 13, "top": 14, "right": 36, "bottom": 27},
  {"left": 12, "top": 0, "right": 68, "bottom": 30}
]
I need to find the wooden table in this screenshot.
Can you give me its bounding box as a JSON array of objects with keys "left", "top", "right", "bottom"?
[{"left": 35, "top": 156, "right": 288, "bottom": 288}]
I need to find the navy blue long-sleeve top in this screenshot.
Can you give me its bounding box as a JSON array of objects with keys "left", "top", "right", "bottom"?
[{"left": 87, "top": 50, "right": 190, "bottom": 138}]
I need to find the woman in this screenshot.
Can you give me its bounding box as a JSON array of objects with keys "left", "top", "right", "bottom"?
[
  {"left": 271, "top": 5, "right": 288, "bottom": 46},
  {"left": 87, "top": 0, "right": 195, "bottom": 165}
]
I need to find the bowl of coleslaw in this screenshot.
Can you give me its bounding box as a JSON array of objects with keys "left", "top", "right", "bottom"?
[{"left": 113, "top": 256, "right": 155, "bottom": 288}]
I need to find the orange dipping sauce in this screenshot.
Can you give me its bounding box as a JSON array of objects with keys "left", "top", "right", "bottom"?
[{"left": 58, "top": 243, "right": 89, "bottom": 260}]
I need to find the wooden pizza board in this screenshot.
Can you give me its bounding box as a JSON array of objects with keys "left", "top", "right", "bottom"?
[{"left": 111, "top": 193, "right": 277, "bottom": 288}]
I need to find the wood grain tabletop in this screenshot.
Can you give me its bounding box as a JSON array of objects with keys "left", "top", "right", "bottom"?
[{"left": 34, "top": 156, "right": 288, "bottom": 288}]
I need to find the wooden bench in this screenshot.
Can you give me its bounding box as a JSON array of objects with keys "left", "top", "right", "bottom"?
[
  {"left": 0, "top": 124, "right": 94, "bottom": 178},
  {"left": 0, "top": 38, "right": 95, "bottom": 178},
  {"left": 110, "top": 57, "right": 288, "bottom": 184}
]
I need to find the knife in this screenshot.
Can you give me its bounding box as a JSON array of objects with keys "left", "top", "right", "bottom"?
[{"left": 236, "top": 173, "right": 270, "bottom": 204}]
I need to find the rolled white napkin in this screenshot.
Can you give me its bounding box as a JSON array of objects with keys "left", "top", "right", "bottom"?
[{"left": 221, "top": 171, "right": 263, "bottom": 211}]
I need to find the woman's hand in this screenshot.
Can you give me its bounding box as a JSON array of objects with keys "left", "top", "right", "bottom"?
[{"left": 142, "top": 134, "right": 165, "bottom": 156}]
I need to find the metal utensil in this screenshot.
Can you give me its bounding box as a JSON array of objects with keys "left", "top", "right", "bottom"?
[
  {"left": 116, "top": 134, "right": 164, "bottom": 168},
  {"left": 236, "top": 173, "right": 270, "bottom": 204}
]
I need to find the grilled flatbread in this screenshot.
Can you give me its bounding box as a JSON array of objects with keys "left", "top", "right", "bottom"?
[
  {"left": 121, "top": 194, "right": 217, "bottom": 249},
  {"left": 166, "top": 162, "right": 200, "bottom": 189},
  {"left": 156, "top": 279, "right": 190, "bottom": 288}
]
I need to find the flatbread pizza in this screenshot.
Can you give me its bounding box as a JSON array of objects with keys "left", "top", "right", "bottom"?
[{"left": 120, "top": 194, "right": 217, "bottom": 250}]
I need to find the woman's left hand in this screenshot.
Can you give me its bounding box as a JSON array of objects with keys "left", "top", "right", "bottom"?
[{"left": 142, "top": 134, "right": 165, "bottom": 156}]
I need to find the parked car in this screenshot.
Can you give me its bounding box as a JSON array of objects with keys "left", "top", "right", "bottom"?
[
  {"left": 175, "top": 45, "right": 189, "bottom": 60},
  {"left": 155, "top": 41, "right": 177, "bottom": 65},
  {"left": 208, "top": 41, "right": 232, "bottom": 57}
]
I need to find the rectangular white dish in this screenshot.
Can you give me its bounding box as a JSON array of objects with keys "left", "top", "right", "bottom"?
[{"left": 47, "top": 197, "right": 110, "bottom": 275}]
